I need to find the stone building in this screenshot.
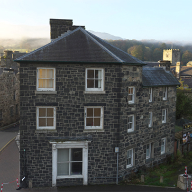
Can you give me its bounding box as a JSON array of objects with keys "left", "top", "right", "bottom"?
[
  {"left": 163, "top": 49, "right": 180, "bottom": 66},
  {"left": 15, "top": 19, "right": 179, "bottom": 188},
  {"left": 0, "top": 50, "right": 23, "bottom": 127}
]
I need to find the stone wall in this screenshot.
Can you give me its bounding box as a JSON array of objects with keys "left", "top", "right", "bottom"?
[
  {"left": 0, "top": 70, "right": 20, "bottom": 127},
  {"left": 19, "top": 63, "right": 176, "bottom": 187},
  {"left": 163, "top": 49, "right": 180, "bottom": 66}
]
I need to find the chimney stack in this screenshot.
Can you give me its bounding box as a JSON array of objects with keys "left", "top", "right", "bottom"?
[
  {"left": 159, "top": 60, "right": 171, "bottom": 71},
  {"left": 50, "top": 19, "right": 85, "bottom": 41}
]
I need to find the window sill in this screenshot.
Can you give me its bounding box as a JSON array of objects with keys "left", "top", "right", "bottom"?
[
  {"left": 35, "top": 91, "right": 57, "bottom": 95},
  {"left": 83, "top": 129, "right": 104, "bottom": 132},
  {"left": 126, "top": 165, "right": 133, "bottom": 169},
  {"left": 35, "top": 129, "right": 57, "bottom": 133},
  {"left": 127, "top": 129, "right": 135, "bottom": 133},
  {"left": 57, "top": 175, "right": 83, "bottom": 179},
  {"left": 128, "top": 102, "right": 135, "bottom": 105},
  {"left": 84, "top": 91, "right": 105, "bottom": 94}
]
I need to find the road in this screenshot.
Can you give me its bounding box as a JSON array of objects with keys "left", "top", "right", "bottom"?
[{"left": 0, "top": 124, "right": 19, "bottom": 152}]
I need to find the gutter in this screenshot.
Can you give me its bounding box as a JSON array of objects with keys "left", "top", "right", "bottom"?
[{"left": 14, "top": 60, "right": 146, "bottom": 66}]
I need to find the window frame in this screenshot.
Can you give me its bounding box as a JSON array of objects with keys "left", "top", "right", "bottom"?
[
  {"left": 128, "top": 87, "right": 135, "bottom": 104},
  {"left": 85, "top": 68, "right": 104, "bottom": 92},
  {"left": 149, "top": 88, "right": 152, "bottom": 102},
  {"left": 51, "top": 141, "right": 89, "bottom": 186},
  {"left": 126, "top": 148, "right": 133, "bottom": 168},
  {"left": 146, "top": 143, "right": 151, "bottom": 159},
  {"left": 36, "top": 106, "right": 56, "bottom": 130},
  {"left": 84, "top": 106, "right": 104, "bottom": 130},
  {"left": 163, "top": 87, "right": 167, "bottom": 100},
  {"left": 127, "top": 115, "right": 134, "bottom": 133},
  {"left": 161, "top": 138, "right": 166, "bottom": 154},
  {"left": 36, "top": 68, "right": 56, "bottom": 92},
  {"left": 162, "top": 109, "right": 167, "bottom": 123},
  {"left": 57, "top": 148, "right": 83, "bottom": 177},
  {"left": 149, "top": 112, "right": 153, "bottom": 127}
]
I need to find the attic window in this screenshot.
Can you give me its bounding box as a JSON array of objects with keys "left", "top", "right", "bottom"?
[
  {"left": 37, "top": 68, "right": 55, "bottom": 91},
  {"left": 85, "top": 68, "right": 104, "bottom": 92}
]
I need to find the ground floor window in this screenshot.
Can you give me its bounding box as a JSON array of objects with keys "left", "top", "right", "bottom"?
[
  {"left": 146, "top": 143, "right": 151, "bottom": 159},
  {"left": 57, "top": 148, "right": 82, "bottom": 176},
  {"left": 50, "top": 141, "right": 89, "bottom": 186},
  {"left": 161, "top": 138, "right": 166, "bottom": 154},
  {"left": 126, "top": 148, "right": 133, "bottom": 168}
]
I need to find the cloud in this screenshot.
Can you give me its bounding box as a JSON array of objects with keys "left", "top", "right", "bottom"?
[{"left": 0, "top": 21, "right": 49, "bottom": 39}]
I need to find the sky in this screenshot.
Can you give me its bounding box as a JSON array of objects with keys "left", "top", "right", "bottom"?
[{"left": 0, "top": 0, "right": 191, "bottom": 43}]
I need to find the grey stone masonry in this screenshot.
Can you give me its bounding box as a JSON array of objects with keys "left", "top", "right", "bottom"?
[
  {"left": 19, "top": 62, "right": 177, "bottom": 187},
  {"left": 50, "top": 19, "right": 85, "bottom": 40},
  {"left": 0, "top": 69, "right": 20, "bottom": 127}
]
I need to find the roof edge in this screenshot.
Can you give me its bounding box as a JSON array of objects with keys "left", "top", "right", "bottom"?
[{"left": 14, "top": 60, "right": 146, "bottom": 65}]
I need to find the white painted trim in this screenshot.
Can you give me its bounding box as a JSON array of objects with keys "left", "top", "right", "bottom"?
[
  {"left": 128, "top": 87, "right": 135, "bottom": 104},
  {"left": 84, "top": 106, "right": 104, "bottom": 130},
  {"left": 51, "top": 141, "right": 89, "bottom": 186},
  {"left": 36, "top": 106, "right": 56, "bottom": 130},
  {"left": 36, "top": 68, "right": 56, "bottom": 92},
  {"left": 162, "top": 109, "right": 167, "bottom": 123},
  {"left": 149, "top": 112, "right": 152, "bottom": 127},
  {"left": 127, "top": 115, "right": 134, "bottom": 132},
  {"left": 85, "top": 68, "right": 104, "bottom": 92},
  {"left": 163, "top": 87, "right": 167, "bottom": 100},
  {"left": 149, "top": 88, "right": 152, "bottom": 102}
]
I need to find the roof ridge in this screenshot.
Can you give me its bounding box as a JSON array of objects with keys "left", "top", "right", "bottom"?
[
  {"left": 15, "top": 27, "right": 82, "bottom": 61},
  {"left": 80, "top": 29, "right": 123, "bottom": 62},
  {"left": 86, "top": 30, "right": 145, "bottom": 64}
]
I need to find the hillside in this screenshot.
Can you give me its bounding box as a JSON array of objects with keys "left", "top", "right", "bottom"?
[{"left": 1, "top": 35, "right": 192, "bottom": 65}]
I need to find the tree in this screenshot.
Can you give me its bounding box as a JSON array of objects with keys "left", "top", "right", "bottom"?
[
  {"left": 127, "top": 45, "right": 144, "bottom": 60},
  {"left": 182, "top": 50, "right": 192, "bottom": 65},
  {"left": 176, "top": 90, "right": 192, "bottom": 119},
  {"left": 152, "top": 48, "right": 162, "bottom": 61}
]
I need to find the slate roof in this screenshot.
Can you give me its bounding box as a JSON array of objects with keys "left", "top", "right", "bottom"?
[
  {"left": 142, "top": 67, "right": 180, "bottom": 87},
  {"left": 15, "top": 27, "right": 145, "bottom": 65},
  {"left": 171, "top": 66, "right": 192, "bottom": 77}
]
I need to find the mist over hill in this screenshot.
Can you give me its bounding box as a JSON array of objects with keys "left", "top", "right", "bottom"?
[{"left": 0, "top": 30, "right": 192, "bottom": 65}]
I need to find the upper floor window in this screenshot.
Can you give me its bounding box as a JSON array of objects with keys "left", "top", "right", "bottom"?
[
  {"left": 36, "top": 107, "right": 56, "bottom": 129},
  {"left": 163, "top": 87, "right": 167, "bottom": 100},
  {"left": 84, "top": 106, "right": 103, "bottom": 129},
  {"left": 162, "top": 109, "right": 167, "bottom": 123},
  {"left": 85, "top": 68, "right": 104, "bottom": 92},
  {"left": 128, "top": 115, "right": 134, "bottom": 132},
  {"left": 149, "top": 112, "right": 152, "bottom": 127},
  {"left": 128, "top": 87, "right": 135, "bottom": 104},
  {"left": 37, "top": 68, "right": 55, "bottom": 91},
  {"left": 149, "top": 88, "right": 152, "bottom": 102},
  {"left": 127, "top": 148, "right": 133, "bottom": 168},
  {"left": 161, "top": 138, "right": 166, "bottom": 154}
]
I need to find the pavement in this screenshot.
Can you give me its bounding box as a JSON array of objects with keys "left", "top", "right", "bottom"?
[{"left": 0, "top": 125, "right": 184, "bottom": 192}]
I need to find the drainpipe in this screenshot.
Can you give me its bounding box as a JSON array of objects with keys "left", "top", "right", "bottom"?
[{"left": 115, "top": 147, "right": 119, "bottom": 184}]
